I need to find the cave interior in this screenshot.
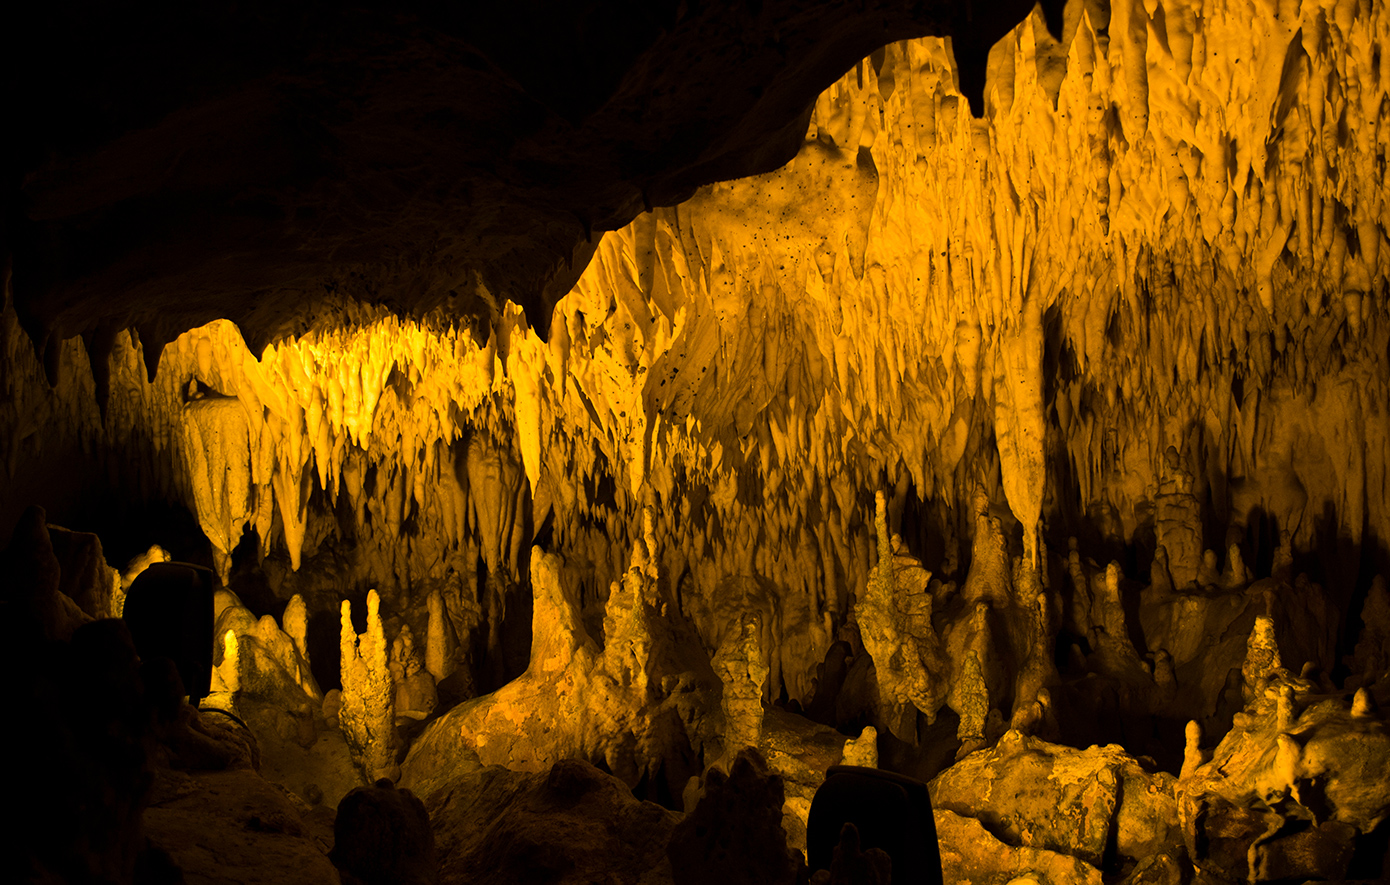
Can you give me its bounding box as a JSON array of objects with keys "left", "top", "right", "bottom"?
[{"left": 5, "top": 1, "right": 1390, "bottom": 883}]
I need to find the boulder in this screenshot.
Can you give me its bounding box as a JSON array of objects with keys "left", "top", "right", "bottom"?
[
  {"left": 1178, "top": 670, "right": 1390, "bottom": 882},
  {"left": 934, "top": 809, "right": 1102, "bottom": 885},
  {"left": 428, "top": 760, "right": 679, "bottom": 885},
  {"left": 332, "top": 779, "right": 437, "bottom": 885},
  {"left": 759, "top": 707, "right": 852, "bottom": 855},
  {"left": 930, "top": 730, "right": 1182, "bottom": 869}
]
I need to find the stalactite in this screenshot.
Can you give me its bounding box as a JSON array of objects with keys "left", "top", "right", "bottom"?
[{"left": 3, "top": 4, "right": 1388, "bottom": 880}]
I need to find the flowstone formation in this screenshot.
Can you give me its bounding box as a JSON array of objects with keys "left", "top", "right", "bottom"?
[
  {"left": 400, "top": 534, "right": 720, "bottom": 803},
  {"left": 3, "top": 0, "right": 1390, "bottom": 883}
]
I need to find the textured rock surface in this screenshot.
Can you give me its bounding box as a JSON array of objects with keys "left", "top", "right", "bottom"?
[
  {"left": 401, "top": 543, "right": 717, "bottom": 801},
  {"left": 6, "top": 3, "right": 1387, "bottom": 705},
  {"left": 2, "top": 1, "right": 1390, "bottom": 883},
  {"left": 143, "top": 768, "right": 339, "bottom": 885},
  {"left": 47, "top": 523, "right": 121, "bottom": 619},
  {"left": 934, "top": 809, "right": 1103, "bottom": 885},
  {"left": 232, "top": 696, "right": 363, "bottom": 811},
  {"left": 7, "top": 1, "right": 1041, "bottom": 360},
  {"left": 428, "top": 759, "right": 679, "bottom": 885},
  {"left": 856, "top": 491, "right": 947, "bottom": 738},
  {"left": 931, "top": 730, "right": 1183, "bottom": 871},
  {"left": 759, "top": 708, "right": 854, "bottom": 856},
  {"left": 1178, "top": 668, "right": 1390, "bottom": 883},
  {"left": 331, "top": 780, "right": 437, "bottom": 885}
]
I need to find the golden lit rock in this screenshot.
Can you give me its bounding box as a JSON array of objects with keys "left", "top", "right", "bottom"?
[
  {"left": 340, "top": 590, "right": 398, "bottom": 782},
  {"left": 3, "top": 0, "right": 1390, "bottom": 881}
]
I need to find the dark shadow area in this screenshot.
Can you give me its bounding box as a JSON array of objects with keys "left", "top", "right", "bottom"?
[
  {"left": 307, "top": 608, "right": 343, "bottom": 692},
  {"left": 226, "top": 529, "right": 281, "bottom": 618}
]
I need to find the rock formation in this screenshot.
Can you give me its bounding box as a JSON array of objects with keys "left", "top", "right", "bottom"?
[
  {"left": 428, "top": 760, "right": 680, "bottom": 885},
  {"left": 400, "top": 540, "right": 719, "bottom": 802},
  {"left": 1177, "top": 664, "right": 1390, "bottom": 883},
  {"left": 2, "top": 0, "right": 1390, "bottom": 882},
  {"left": 340, "top": 590, "right": 398, "bottom": 782}
]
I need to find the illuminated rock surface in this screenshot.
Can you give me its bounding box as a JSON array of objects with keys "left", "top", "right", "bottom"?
[
  {"left": 1177, "top": 660, "right": 1390, "bottom": 883},
  {"left": 4, "top": 0, "right": 1390, "bottom": 882},
  {"left": 931, "top": 730, "right": 1184, "bottom": 875}
]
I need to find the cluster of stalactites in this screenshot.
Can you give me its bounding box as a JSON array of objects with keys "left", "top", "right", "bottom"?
[{"left": 2, "top": 2, "right": 1388, "bottom": 714}]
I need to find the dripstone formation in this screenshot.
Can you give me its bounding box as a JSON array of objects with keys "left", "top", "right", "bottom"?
[{"left": 4, "top": 1, "right": 1389, "bottom": 883}]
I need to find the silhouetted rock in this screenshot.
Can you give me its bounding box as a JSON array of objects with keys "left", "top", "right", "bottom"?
[
  {"left": 428, "top": 759, "right": 678, "bottom": 885},
  {"left": 332, "top": 778, "right": 438, "bottom": 885},
  {"left": 669, "top": 748, "right": 806, "bottom": 885}
]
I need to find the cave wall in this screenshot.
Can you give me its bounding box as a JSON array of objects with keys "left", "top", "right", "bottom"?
[{"left": 3, "top": 0, "right": 1389, "bottom": 708}]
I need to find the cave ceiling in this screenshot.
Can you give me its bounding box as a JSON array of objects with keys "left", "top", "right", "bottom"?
[
  {"left": 5, "top": 3, "right": 1390, "bottom": 879},
  {"left": 5, "top": 0, "right": 1051, "bottom": 366}
]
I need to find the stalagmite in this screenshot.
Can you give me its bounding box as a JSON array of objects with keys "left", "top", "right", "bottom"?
[
  {"left": 1351, "top": 688, "right": 1375, "bottom": 720},
  {"left": 951, "top": 651, "right": 991, "bottom": 758},
  {"left": 340, "top": 590, "right": 398, "bottom": 782},
  {"left": 1178, "top": 721, "right": 1204, "bottom": 783},
  {"left": 713, "top": 612, "right": 771, "bottom": 760},
  {"left": 1242, "top": 615, "right": 1283, "bottom": 704},
  {"left": 425, "top": 586, "right": 452, "bottom": 684},
  {"left": 282, "top": 594, "right": 309, "bottom": 667},
  {"left": 840, "top": 726, "right": 878, "bottom": 768},
  {"left": 855, "top": 490, "right": 947, "bottom": 739},
  {"left": 221, "top": 630, "right": 241, "bottom": 694},
  {"left": 4, "top": 2, "right": 1390, "bottom": 882}
]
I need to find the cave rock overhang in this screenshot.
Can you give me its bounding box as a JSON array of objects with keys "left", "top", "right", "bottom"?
[{"left": 4, "top": 0, "right": 1057, "bottom": 379}]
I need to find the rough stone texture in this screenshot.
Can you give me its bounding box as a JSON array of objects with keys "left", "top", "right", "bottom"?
[
  {"left": 8, "top": 1, "right": 1040, "bottom": 361},
  {"left": 3, "top": 3, "right": 1390, "bottom": 883},
  {"left": 339, "top": 589, "right": 398, "bottom": 782},
  {"left": 427, "top": 759, "right": 679, "bottom": 885},
  {"left": 1178, "top": 669, "right": 1390, "bottom": 883},
  {"left": 1137, "top": 574, "right": 1261, "bottom": 721},
  {"left": 212, "top": 589, "right": 321, "bottom": 710},
  {"left": 1350, "top": 575, "right": 1390, "bottom": 685},
  {"left": 930, "top": 730, "right": 1183, "bottom": 870},
  {"left": 759, "top": 708, "right": 853, "bottom": 856},
  {"left": 1118, "top": 852, "right": 1184, "bottom": 885},
  {"left": 1153, "top": 447, "right": 1205, "bottom": 589},
  {"left": 235, "top": 696, "right": 363, "bottom": 810},
  {"left": 48, "top": 522, "right": 121, "bottom": 618},
  {"left": 855, "top": 491, "right": 947, "bottom": 739},
  {"left": 3, "top": 505, "right": 92, "bottom": 642},
  {"left": 933, "top": 809, "right": 1103, "bottom": 885},
  {"left": 143, "top": 768, "right": 339, "bottom": 885},
  {"left": 158, "top": 705, "right": 261, "bottom": 774},
  {"left": 7, "top": 1, "right": 1390, "bottom": 786},
  {"left": 181, "top": 394, "right": 253, "bottom": 581},
  {"left": 713, "top": 609, "right": 772, "bottom": 756},
  {"left": 401, "top": 543, "right": 717, "bottom": 801}
]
